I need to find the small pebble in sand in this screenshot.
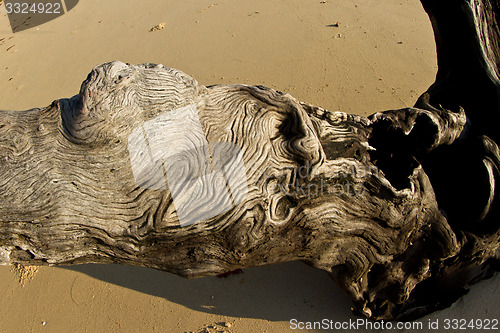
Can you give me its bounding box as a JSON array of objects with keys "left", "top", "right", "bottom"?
[
  {"left": 196, "top": 321, "right": 233, "bottom": 333},
  {"left": 150, "top": 23, "right": 166, "bottom": 32},
  {"left": 320, "top": 0, "right": 327, "bottom": 3}
]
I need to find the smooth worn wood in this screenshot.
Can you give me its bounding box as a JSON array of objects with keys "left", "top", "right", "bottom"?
[{"left": 1, "top": 0, "right": 500, "bottom": 321}]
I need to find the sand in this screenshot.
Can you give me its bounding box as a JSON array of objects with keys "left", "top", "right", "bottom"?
[{"left": 0, "top": 0, "right": 499, "bottom": 332}]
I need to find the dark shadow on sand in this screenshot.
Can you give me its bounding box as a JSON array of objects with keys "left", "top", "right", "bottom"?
[{"left": 62, "top": 261, "right": 354, "bottom": 322}]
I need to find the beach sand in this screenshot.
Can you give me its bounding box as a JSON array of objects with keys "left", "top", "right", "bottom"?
[{"left": 0, "top": 0, "right": 499, "bottom": 332}]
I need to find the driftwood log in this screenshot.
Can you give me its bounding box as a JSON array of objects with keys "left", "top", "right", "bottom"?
[{"left": 1, "top": 0, "right": 500, "bottom": 321}]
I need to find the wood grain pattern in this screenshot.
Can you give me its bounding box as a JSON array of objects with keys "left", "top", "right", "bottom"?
[{"left": 1, "top": 0, "right": 500, "bottom": 321}]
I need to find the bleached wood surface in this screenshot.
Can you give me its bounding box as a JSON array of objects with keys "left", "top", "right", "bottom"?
[{"left": 1, "top": 0, "right": 500, "bottom": 321}]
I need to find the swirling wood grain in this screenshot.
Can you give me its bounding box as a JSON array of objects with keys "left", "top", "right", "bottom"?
[{"left": 2, "top": 0, "right": 500, "bottom": 321}]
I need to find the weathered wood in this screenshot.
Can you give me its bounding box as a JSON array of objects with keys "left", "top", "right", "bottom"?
[
  {"left": 363, "top": 0, "right": 500, "bottom": 319},
  {"left": 1, "top": 0, "right": 500, "bottom": 321}
]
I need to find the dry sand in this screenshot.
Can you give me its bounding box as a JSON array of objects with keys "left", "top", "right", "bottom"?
[{"left": 0, "top": 0, "right": 499, "bottom": 332}]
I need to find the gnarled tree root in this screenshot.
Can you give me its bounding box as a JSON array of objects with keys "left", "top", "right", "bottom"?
[{"left": 1, "top": 0, "right": 500, "bottom": 321}]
